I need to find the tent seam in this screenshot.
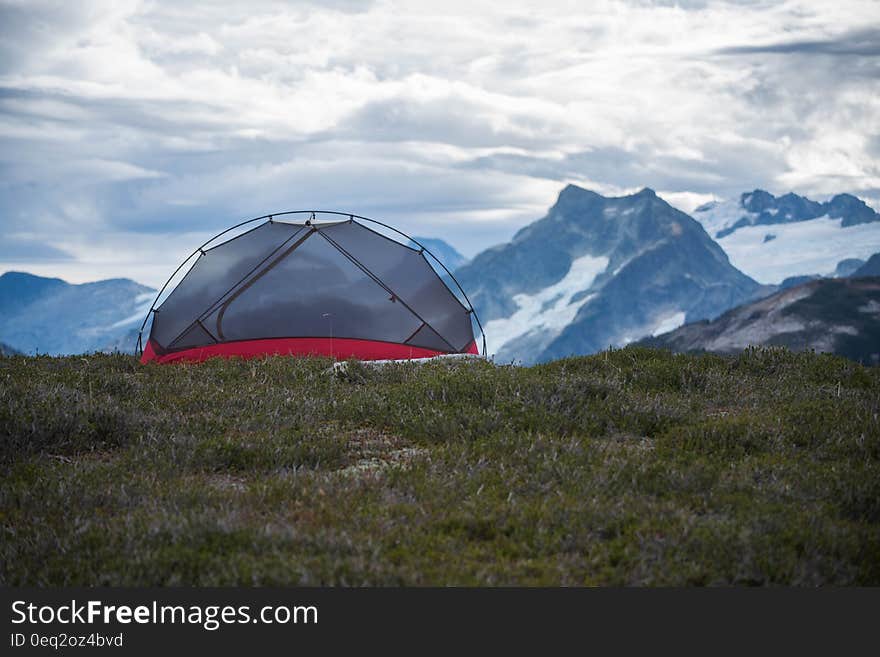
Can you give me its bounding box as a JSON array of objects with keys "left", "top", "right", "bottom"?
[{"left": 316, "top": 230, "right": 459, "bottom": 353}]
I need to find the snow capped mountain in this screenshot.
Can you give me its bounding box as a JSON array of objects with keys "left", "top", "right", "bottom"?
[
  {"left": 693, "top": 191, "right": 880, "bottom": 284},
  {"left": 483, "top": 253, "right": 609, "bottom": 353},
  {"left": 0, "top": 271, "right": 155, "bottom": 355},
  {"left": 456, "top": 185, "right": 760, "bottom": 363},
  {"left": 641, "top": 277, "right": 880, "bottom": 365}
]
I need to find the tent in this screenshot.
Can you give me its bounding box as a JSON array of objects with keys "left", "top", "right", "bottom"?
[{"left": 138, "top": 211, "right": 484, "bottom": 364}]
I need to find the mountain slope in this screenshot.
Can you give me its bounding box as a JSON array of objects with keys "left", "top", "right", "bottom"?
[
  {"left": 411, "top": 237, "right": 468, "bottom": 272},
  {"left": 455, "top": 185, "right": 760, "bottom": 363},
  {"left": 835, "top": 258, "right": 865, "bottom": 277},
  {"left": 0, "top": 271, "right": 67, "bottom": 317},
  {"left": 0, "top": 272, "right": 155, "bottom": 355},
  {"left": 641, "top": 277, "right": 880, "bottom": 365},
  {"left": 693, "top": 190, "right": 880, "bottom": 284},
  {"left": 853, "top": 253, "right": 880, "bottom": 277}
]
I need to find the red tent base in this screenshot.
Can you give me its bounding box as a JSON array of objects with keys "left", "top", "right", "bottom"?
[{"left": 141, "top": 337, "right": 478, "bottom": 364}]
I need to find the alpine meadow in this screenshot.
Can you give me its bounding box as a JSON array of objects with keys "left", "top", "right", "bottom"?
[{"left": 1, "top": 347, "right": 878, "bottom": 586}]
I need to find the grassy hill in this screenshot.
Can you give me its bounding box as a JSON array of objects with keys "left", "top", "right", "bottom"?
[{"left": 1, "top": 348, "right": 878, "bottom": 585}]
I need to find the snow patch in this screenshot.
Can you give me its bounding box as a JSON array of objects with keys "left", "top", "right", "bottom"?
[
  {"left": 484, "top": 254, "right": 609, "bottom": 355},
  {"left": 106, "top": 292, "right": 154, "bottom": 330},
  {"left": 716, "top": 216, "right": 880, "bottom": 284},
  {"left": 652, "top": 311, "right": 687, "bottom": 337},
  {"left": 693, "top": 198, "right": 756, "bottom": 237}
]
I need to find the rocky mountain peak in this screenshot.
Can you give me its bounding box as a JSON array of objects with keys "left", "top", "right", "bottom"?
[
  {"left": 741, "top": 189, "right": 775, "bottom": 213},
  {"left": 455, "top": 185, "right": 758, "bottom": 363},
  {"left": 826, "top": 193, "right": 879, "bottom": 226}
]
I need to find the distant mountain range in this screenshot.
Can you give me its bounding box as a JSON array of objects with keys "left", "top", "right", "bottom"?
[
  {"left": 456, "top": 185, "right": 760, "bottom": 364},
  {"left": 2, "top": 185, "right": 878, "bottom": 364},
  {"left": 641, "top": 277, "right": 880, "bottom": 365},
  {"left": 693, "top": 190, "right": 880, "bottom": 284},
  {"left": 411, "top": 237, "right": 468, "bottom": 272},
  {"left": 0, "top": 271, "right": 154, "bottom": 355}
]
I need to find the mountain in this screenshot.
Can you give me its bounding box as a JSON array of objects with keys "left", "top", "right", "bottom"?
[
  {"left": 0, "top": 271, "right": 155, "bottom": 355},
  {"left": 411, "top": 237, "right": 468, "bottom": 272},
  {"left": 0, "top": 341, "right": 20, "bottom": 356},
  {"left": 693, "top": 190, "right": 880, "bottom": 284},
  {"left": 835, "top": 258, "right": 865, "bottom": 278},
  {"left": 641, "top": 277, "right": 880, "bottom": 365},
  {"left": 455, "top": 185, "right": 760, "bottom": 363},
  {"left": 853, "top": 253, "right": 880, "bottom": 277},
  {"left": 779, "top": 274, "right": 820, "bottom": 290},
  {"left": 697, "top": 189, "right": 880, "bottom": 238},
  {"left": 0, "top": 271, "right": 67, "bottom": 316}
]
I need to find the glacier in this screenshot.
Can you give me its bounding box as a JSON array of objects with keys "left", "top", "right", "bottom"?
[
  {"left": 483, "top": 254, "right": 609, "bottom": 356},
  {"left": 714, "top": 216, "right": 880, "bottom": 284}
]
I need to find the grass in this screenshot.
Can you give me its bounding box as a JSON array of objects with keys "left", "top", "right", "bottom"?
[{"left": 1, "top": 346, "right": 878, "bottom": 585}]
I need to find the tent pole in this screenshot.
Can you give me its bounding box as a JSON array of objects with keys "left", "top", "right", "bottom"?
[{"left": 136, "top": 210, "right": 487, "bottom": 359}]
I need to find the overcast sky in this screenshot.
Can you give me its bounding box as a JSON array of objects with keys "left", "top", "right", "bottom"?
[{"left": 1, "top": 0, "right": 879, "bottom": 286}]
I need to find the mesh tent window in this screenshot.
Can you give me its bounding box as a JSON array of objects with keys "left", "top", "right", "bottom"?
[{"left": 138, "top": 211, "right": 485, "bottom": 363}]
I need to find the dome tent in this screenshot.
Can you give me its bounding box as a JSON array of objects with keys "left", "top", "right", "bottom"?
[{"left": 138, "top": 211, "right": 485, "bottom": 364}]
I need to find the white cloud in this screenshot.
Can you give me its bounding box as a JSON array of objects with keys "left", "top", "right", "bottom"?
[
  {"left": 659, "top": 191, "right": 717, "bottom": 215},
  {"left": 0, "top": 0, "right": 879, "bottom": 283}
]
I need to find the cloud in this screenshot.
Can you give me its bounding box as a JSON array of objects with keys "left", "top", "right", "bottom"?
[
  {"left": 716, "top": 27, "right": 880, "bottom": 57},
  {"left": 335, "top": 87, "right": 572, "bottom": 150},
  {"left": 0, "top": 0, "right": 879, "bottom": 283},
  {"left": 0, "top": 235, "right": 73, "bottom": 261}
]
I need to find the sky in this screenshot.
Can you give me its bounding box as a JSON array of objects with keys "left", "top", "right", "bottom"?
[{"left": 1, "top": 0, "right": 879, "bottom": 286}]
